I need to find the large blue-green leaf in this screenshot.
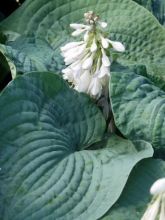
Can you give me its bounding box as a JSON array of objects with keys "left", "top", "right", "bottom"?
[
  {"left": 0, "top": 37, "right": 63, "bottom": 77},
  {"left": 110, "top": 70, "right": 165, "bottom": 150},
  {"left": 101, "top": 158, "right": 165, "bottom": 220},
  {"left": 1, "top": 0, "right": 165, "bottom": 80},
  {"left": 0, "top": 72, "right": 153, "bottom": 220},
  {"left": 133, "top": 0, "right": 165, "bottom": 26}
]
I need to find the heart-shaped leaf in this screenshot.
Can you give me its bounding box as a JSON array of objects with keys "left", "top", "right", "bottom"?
[
  {"left": 0, "top": 72, "right": 153, "bottom": 220},
  {"left": 110, "top": 70, "right": 165, "bottom": 150}
]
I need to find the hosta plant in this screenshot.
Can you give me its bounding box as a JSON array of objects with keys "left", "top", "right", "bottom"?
[{"left": 0, "top": 0, "right": 165, "bottom": 219}]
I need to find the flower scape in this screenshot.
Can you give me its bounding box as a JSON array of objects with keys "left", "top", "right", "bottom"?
[{"left": 61, "top": 11, "right": 125, "bottom": 98}]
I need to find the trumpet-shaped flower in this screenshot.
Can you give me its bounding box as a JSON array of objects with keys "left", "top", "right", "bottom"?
[
  {"left": 82, "top": 54, "right": 94, "bottom": 70},
  {"left": 100, "top": 35, "right": 110, "bottom": 49},
  {"left": 141, "top": 178, "right": 165, "bottom": 220},
  {"left": 61, "top": 11, "right": 125, "bottom": 98},
  {"left": 109, "top": 40, "right": 125, "bottom": 52}
]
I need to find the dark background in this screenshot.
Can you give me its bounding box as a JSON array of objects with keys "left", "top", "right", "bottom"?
[
  {"left": 0, "top": 0, "right": 25, "bottom": 19},
  {"left": 0, "top": 0, "right": 25, "bottom": 91}
]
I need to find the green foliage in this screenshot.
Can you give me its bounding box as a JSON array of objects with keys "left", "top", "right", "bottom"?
[
  {"left": 133, "top": 0, "right": 165, "bottom": 26},
  {"left": 0, "top": 72, "right": 153, "bottom": 220},
  {"left": 0, "top": 37, "right": 63, "bottom": 75},
  {"left": 110, "top": 70, "right": 165, "bottom": 150},
  {"left": 101, "top": 158, "right": 165, "bottom": 219}
]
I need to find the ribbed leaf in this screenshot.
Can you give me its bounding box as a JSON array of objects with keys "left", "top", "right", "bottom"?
[
  {"left": 0, "top": 0, "right": 165, "bottom": 79},
  {"left": 133, "top": 0, "right": 165, "bottom": 26},
  {"left": 0, "top": 72, "right": 153, "bottom": 220},
  {"left": 110, "top": 70, "right": 165, "bottom": 150},
  {"left": 101, "top": 158, "right": 165, "bottom": 220},
  {"left": 0, "top": 37, "right": 63, "bottom": 76}
]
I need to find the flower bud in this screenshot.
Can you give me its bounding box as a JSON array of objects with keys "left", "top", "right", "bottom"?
[
  {"left": 109, "top": 40, "right": 125, "bottom": 52},
  {"left": 150, "top": 178, "right": 165, "bottom": 195}
]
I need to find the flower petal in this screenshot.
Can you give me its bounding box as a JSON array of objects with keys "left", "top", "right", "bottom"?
[
  {"left": 141, "top": 197, "right": 161, "bottom": 220},
  {"left": 82, "top": 55, "right": 93, "bottom": 70},
  {"left": 101, "top": 36, "right": 109, "bottom": 49},
  {"left": 75, "top": 70, "right": 91, "bottom": 92},
  {"left": 70, "top": 60, "right": 81, "bottom": 68},
  {"left": 63, "top": 44, "right": 86, "bottom": 64},
  {"left": 88, "top": 77, "right": 102, "bottom": 97},
  {"left": 72, "top": 29, "right": 86, "bottom": 36},
  {"left": 70, "top": 23, "right": 89, "bottom": 29},
  {"left": 60, "top": 41, "right": 84, "bottom": 52},
  {"left": 159, "top": 198, "right": 165, "bottom": 220},
  {"left": 150, "top": 178, "right": 165, "bottom": 195},
  {"left": 109, "top": 40, "right": 125, "bottom": 52},
  {"left": 90, "top": 38, "right": 97, "bottom": 52},
  {"left": 62, "top": 68, "right": 74, "bottom": 82},
  {"left": 101, "top": 49, "right": 111, "bottom": 67},
  {"left": 99, "top": 21, "right": 107, "bottom": 28},
  {"left": 99, "top": 64, "right": 110, "bottom": 78}
]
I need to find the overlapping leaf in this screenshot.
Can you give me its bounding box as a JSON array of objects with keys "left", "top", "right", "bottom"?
[
  {"left": 110, "top": 70, "right": 165, "bottom": 149},
  {"left": 0, "top": 37, "right": 64, "bottom": 77},
  {"left": 101, "top": 158, "right": 165, "bottom": 220},
  {"left": 0, "top": 72, "right": 153, "bottom": 220}
]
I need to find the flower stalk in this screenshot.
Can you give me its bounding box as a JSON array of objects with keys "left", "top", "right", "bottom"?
[{"left": 61, "top": 11, "right": 125, "bottom": 98}]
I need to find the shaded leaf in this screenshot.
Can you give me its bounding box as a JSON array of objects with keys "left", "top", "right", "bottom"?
[
  {"left": 101, "top": 158, "right": 165, "bottom": 220},
  {"left": 0, "top": 71, "right": 153, "bottom": 220},
  {"left": 110, "top": 70, "right": 165, "bottom": 150},
  {"left": 0, "top": 37, "right": 64, "bottom": 76}
]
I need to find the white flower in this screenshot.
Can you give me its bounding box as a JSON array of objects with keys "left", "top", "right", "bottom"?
[
  {"left": 75, "top": 70, "right": 91, "bottom": 92},
  {"left": 88, "top": 77, "right": 102, "bottom": 97},
  {"left": 70, "top": 60, "right": 82, "bottom": 71},
  {"left": 70, "top": 23, "right": 91, "bottom": 36},
  {"left": 60, "top": 11, "right": 125, "bottom": 98},
  {"left": 82, "top": 54, "right": 94, "bottom": 70},
  {"left": 84, "top": 31, "right": 89, "bottom": 42},
  {"left": 61, "top": 41, "right": 84, "bottom": 52},
  {"left": 101, "top": 49, "right": 111, "bottom": 67},
  {"left": 109, "top": 40, "right": 125, "bottom": 52},
  {"left": 141, "top": 178, "right": 165, "bottom": 220},
  {"left": 71, "top": 29, "right": 87, "bottom": 36},
  {"left": 150, "top": 178, "right": 165, "bottom": 195},
  {"left": 101, "top": 35, "right": 109, "bottom": 49},
  {"left": 99, "top": 21, "right": 107, "bottom": 28},
  {"left": 70, "top": 23, "right": 90, "bottom": 29},
  {"left": 90, "top": 38, "right": 97, "bottom": 52},
  {"left": 99, "top": 64, "right": 110, "bottom": 78},
  {"left": 63, "top": 43, "right": 86, "bottom": 65},
  {"left": 62, "top": 67, "right": 74, "bottom": 82},
  {"left": 141, "top": 197, "right": 161, "bottom": 220},
  {"left": 160, "top": 200, "right": 165, "bottom": 220}
]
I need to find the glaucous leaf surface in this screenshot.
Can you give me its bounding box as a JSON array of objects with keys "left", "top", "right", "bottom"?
[
  {"left": 101, "top": 158, "right": 165, "bottom": 220},
  {"left": 133, "top": 0, "right": 165, "bottom": 26},
  {"left": 110, "top": 70, "right": 165, "bottom": 149},
  {"left": 0, "top": 37, "right": 63, "bottom": 76},
  {"left": 0, "top": 72, "right": 153, "bottom": 220}
]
